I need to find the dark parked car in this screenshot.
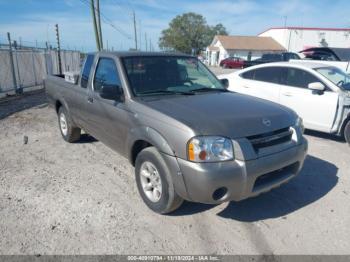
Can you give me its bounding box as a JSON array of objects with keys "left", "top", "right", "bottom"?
[
  {"left": 243, "top": 52, "right": 300, "bottom": 68},
  {"left": 300, "top": 47, "right": 350, "bottom": 61},
  {"left": 220, "top": 57, "right": 244, "bottom": 69},
  {"left": 45, "top": 51, "right": 307, "bottom": 214}
]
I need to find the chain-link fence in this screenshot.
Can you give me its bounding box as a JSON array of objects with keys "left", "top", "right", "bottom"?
[{"left": 0, "top": 49, "right": 81, "bottom": 94}]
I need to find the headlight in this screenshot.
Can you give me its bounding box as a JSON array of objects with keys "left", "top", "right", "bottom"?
[
  {"left": 295, "top": 117, "right": 304, "bottom": 133},
  {"left": 187, "top": 136, "right": 234, "bottom": 162}
]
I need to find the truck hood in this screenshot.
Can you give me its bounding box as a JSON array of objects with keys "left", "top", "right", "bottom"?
[{"left": 141, "top": 92, "right": 296, "bottom": 138}]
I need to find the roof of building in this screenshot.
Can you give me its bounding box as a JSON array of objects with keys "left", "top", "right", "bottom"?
[
  {"left": 211, "top": 35, "right": 286, "bottom": 51},
  {"left": 259, "top": 26, "right": 350, "bottom": 35}
]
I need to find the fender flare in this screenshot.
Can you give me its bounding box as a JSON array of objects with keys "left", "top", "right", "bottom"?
[
  {"left": 126, "top": 126, "right": 174, "bottom": 163},
  {"left": 126, "top": 126, "right": 191, "bottom": 200}
]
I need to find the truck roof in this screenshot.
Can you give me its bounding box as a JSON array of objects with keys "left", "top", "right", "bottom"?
[{"left": 86, "top": 51, "right": 195, "bottom": 58}]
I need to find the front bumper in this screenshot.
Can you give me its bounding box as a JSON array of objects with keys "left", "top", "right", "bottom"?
[{"left": 172, "top": 138, "right": 308, "bottom": 204}]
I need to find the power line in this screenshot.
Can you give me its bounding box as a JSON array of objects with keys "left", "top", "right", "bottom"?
[{"left": 79, "top": 0, "right": 132, "bottom": 40}]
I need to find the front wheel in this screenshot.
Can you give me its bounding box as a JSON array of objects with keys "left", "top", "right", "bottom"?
[
  {"left": 58, "top": 107, "right": 81, "bottom": 143},
  {"left": 135, "top": 147, "right": 183, "bottom": 214},
  {"left": 344, "top": 121, "right": 350, "bottom": 145}
]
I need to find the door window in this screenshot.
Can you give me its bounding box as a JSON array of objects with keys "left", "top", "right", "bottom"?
[
  {"left": 93, "top": 58, "right": 121, "bottom": 93},
  {"left": 241, "top": 67, "right": 283, "bottom": 84},
  {"left": 284, "top": 68, "right": 320, "bottom": 88}
]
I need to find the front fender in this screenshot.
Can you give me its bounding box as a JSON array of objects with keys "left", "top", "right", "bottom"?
[
  {"left": 126, "top": 126, "right": 175, "bottom": 162},
  {"left": 126, "top": 126, "right": 190, "bottom": 200}
]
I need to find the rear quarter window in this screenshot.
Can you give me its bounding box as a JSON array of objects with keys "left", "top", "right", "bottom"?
[
  {"left": 241, "top": 70, "right": 254, "bottom": 80},
  {"left": 80, "top": 54, "right": 95, "bottom": 88}
]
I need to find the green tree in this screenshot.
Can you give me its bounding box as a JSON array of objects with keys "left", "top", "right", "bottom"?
[{"left": 159, "top": 13, "right": 228, "bottom": 54}]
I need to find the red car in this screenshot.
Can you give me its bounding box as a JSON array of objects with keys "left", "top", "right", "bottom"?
[{"left": 220, "top": 57, "right": 244, "bottom": 69}]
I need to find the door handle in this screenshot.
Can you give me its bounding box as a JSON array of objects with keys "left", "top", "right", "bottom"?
[
  {"left": 87, "top": 97, "right": 93, "bottom": 103},
  {"left": 243, "top": 85, "right": 250, "bottom": 88},
  {"left": 282, "top": 92, "right": 292, "bottom": 97}
]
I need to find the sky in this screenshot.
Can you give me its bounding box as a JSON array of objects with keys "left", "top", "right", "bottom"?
[{"left": 0, "top": 0, "right": 350, "bottom": 52}]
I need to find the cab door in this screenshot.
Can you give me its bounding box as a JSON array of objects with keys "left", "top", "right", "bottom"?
[
  {"left": 86, "top": 56, "right": 129, "bottom": 152},
  {"left": 279, "top": 67, "right": 339, "bottom": 132}
]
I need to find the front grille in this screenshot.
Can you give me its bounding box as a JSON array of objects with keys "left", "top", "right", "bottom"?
[
  {"left": 253, "top": 162, "right": 299, "bottom": 192},
  {"left": 248, "top": 127, "right": 293, "bottom": 151}
]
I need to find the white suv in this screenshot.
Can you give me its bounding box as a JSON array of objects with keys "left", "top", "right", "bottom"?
[{"left": 220, "top": 62, "right": 350, "bottom": 143}]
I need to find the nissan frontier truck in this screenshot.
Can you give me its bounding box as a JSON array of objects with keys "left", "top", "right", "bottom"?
[{"left": 45, "top": 52, "right": 308, "bottom": 214}]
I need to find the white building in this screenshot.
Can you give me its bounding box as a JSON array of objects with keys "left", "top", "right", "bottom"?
[
  {"left": 259, "top": 27, "right": 350, "bottom": 53},
  {"left": 206, "top": 35, "right": 285, "bottom": 66}
]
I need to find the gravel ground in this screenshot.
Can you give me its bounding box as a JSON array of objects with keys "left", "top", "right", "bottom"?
[
  {"left": 207, "top": 66, "right": 239, "bottom": 76},
  {"left": 0, "top": 91, "right": 349, "bottom": 255}
]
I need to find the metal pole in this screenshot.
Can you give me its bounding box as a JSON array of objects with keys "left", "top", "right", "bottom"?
[
  {"left": 139, "top": 19, "right": 141, "bottom": 51},
  {"left": 133, "top": 10, "right": 137, "bottom": 50},
  {"left": 7, "top": 32, "right": 19, "bottom": 94},
  {"left": 14, "top": 46, "right": 22, "bottom": 93},
  {"left": 287, "top": 29, "right": 292, "bottom": 52},
  {"left": 90, "top": 0, "right": 101, "bottom": 51},
  {"left": 145, "top": 33, "right": 147, "bottom": 51},
  {"left": 31, "top": 51, "right": 38, "bottom": 85},
  {"left": 55, "top": 24, "right": 62, "bottom": 75}
]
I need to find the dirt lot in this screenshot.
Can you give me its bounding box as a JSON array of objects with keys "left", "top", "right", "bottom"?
[{"left": 0, "top": 91, "right": 349, "bottom": 255}]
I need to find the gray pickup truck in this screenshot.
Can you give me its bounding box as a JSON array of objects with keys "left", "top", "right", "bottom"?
[{"left": 45, "top": 52, "right": 308, "bottom": 214}]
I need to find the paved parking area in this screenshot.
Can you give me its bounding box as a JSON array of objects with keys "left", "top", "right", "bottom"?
[{"left": 0, "top": 91, "right": 349, "bottom": 255}]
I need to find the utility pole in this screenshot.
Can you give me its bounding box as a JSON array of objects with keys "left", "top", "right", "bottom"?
[
  {"left": 133, "top": 10, "right": 137, "bottom": 50},
  {"left": 91, "top": 0, "right": 101, "bottom": 51},
  {"left": 139, "top": 19, "right": 142, "bottom": 51},
  {"left": 149, "top": 39, "right": 152, "bottom": 52},
  {"left": 284, "top": 16, "right": 287, "bottom": 27},
  {"left": 7, "top": 32, "right": 19, "bottom": 94},
  {"left": 96, "top": 0, "right": 103, "bottom": 50},
  {"left": 55, "top": 24, "right": 62, "bottom": 75},
  {"left": 145, "top": 33, "right": 147, "bottom": 51}
]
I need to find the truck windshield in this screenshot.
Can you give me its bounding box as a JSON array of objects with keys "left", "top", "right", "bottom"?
[
  {"left": 315, "top": 67, "right": 350, "bottom": 91},
  {"left": 122, "top": 56, "right": 225, "bottom": 96}
]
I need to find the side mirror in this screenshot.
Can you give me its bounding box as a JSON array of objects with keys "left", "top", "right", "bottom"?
[
  {"left": 100, "top": 85, "right": 124, "bottom": 101},
  {"left": 220, "top": 78, "right": 229, "bottom": 89},
  {"left": 308, "top": 82, "right": 325, "bottom": 91}
]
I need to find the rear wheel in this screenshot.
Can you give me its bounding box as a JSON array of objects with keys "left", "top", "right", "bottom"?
[
  {"left": 135, "top": 147, "right": 183, "bottom": 214},
  {"left": 344, "top": 121, "right": 350, "bottom": 145},
  {"left": 58, "top": 107, "right": 81, "bottom": 143}
]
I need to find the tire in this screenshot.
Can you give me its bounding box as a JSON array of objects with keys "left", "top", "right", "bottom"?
[
  {"left": 58, "top": 106, "right": 81, "bottom": 143},
  {"left": 344, "top": 121, "right": 350, "bottom": 145},
  {"left": 135, "top": 147, "right": 183, "bottom": 214}
]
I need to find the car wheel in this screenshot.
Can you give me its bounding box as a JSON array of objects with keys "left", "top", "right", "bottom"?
[
  {"left": 135, "top": 147, "right": 183, "bottom": 214},
  {"left": 58, "top": 106, "right": 81, "bottom": 143},
  {"left": 344, "top": 121, "right": 350, "bottom": 145}
]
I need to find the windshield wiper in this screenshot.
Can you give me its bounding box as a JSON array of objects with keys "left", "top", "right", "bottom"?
[
  {"left": 189, "top": 87, "right": 228, "bottom": 93},
  {"left": 138, "top": 89, "right": 195, "bottom": 96}
]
